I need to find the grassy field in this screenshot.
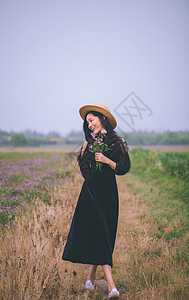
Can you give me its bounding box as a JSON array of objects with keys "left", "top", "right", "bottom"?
[
  {"left": 124, "top": 148, "right": 189, "bottom": 299},
  {"left": 0, "top": 147, "right": 188, "bottom": 299}
]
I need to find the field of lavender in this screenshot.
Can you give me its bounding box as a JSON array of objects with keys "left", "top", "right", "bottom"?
[{"left": 0, "top": 152, "right": 72, "bottom": 229}]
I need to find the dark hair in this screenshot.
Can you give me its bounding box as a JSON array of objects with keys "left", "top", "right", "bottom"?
[{"left": 83, "top": 111, "right": 122, "bottom": 145}]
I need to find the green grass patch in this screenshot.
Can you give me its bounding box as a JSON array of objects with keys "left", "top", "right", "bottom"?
[{"left": 127, "top": 148, "right": 189, "bottom": 241}]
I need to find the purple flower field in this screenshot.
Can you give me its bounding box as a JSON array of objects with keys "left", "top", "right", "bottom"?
[{"left": 0, "top": 152, "right": 70, "bottom": 229}]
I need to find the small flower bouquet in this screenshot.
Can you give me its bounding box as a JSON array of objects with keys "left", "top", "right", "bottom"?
[{"left": 88, "top": 133, "right": 114, "bottom": 171}]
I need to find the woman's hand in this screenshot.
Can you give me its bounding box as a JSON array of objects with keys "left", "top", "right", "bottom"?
[
  {"left": 95, "top": 153, "right": 117, "bottom": 171},
  {"left": 95, "top": 153, "right": 109, "bottom": 164}
]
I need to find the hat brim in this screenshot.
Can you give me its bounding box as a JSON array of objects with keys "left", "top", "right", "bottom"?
[{"left": 79, "top": 104, "right": 117, "bottom": 129}]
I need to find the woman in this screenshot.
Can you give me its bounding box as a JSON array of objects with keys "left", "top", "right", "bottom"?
[{"left": 62, "top": 104, "right": 131, "bottom": 299}]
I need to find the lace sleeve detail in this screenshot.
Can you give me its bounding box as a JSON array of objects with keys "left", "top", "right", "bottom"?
[{"left": 114, "top": 138, "right": 131, "bottom": 175}]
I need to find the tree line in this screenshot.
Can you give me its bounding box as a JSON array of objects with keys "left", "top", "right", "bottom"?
[{"left": 0, "top": 129, "right": 189, "bottom": 147}]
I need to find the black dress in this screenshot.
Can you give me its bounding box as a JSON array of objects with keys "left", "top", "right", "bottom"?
[{"left": 62, "top": 134, "right": 131, "bottom": 267}]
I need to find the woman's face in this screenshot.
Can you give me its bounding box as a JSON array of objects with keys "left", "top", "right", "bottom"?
[{"left": 86, "top": 113, "right": 103, "bottom": 135}]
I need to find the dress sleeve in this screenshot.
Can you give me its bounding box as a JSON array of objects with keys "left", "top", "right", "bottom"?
[
  {"left": 113, "top": 138, "right": 131, "bottom": 175},
  {"left": 77, "top": 146, "right": 90, "bottom": 179}
]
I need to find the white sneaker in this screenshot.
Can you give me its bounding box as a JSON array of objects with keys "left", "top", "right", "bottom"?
[
  {"left": 85, "top": 279, "right": 95, "bottom": 290},
  {"left": 108, "top": 287, "right": 120, "bottom": 299}
]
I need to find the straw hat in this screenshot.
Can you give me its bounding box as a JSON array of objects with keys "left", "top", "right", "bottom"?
[{"left": 79, "top": 104, "right": 117, "bottom": 129}]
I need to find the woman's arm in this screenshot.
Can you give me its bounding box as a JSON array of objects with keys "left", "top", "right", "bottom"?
[
  {"left": 81, "top": 141, "right": 88, "bottom": 157},
  {"left": 95, "top": 138, "right": 131, "bottom": 174},
  {"left": 77, "top": 141, "right": 90, "bottom": 179},
  {"left": 107, "top": 158, "right": 116, "bottom": 171},
  {"left": 113, "top": 139, "right": 131, "bottom": 175}
]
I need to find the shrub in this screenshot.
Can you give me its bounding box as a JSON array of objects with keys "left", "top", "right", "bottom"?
[{"left": 11, "top": 134, "right": 28, "bottom": 147}]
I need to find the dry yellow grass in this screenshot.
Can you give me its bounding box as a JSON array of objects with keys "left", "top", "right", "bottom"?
[
  {"left": 0, "top": 145, "right": 79, "bottom": 153},
  {"left": 0, "top": 162, "right": 89, "bottom": 299},
  {"left": 0, "top": 157, "right": 188, "bottom": 299}
]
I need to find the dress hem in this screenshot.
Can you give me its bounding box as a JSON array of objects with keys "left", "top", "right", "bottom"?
[{"left": 62, "top": 257, "right": 113, "bottom": 268}]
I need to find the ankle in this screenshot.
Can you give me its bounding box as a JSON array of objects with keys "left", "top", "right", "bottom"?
[
  {"left": 108, "top": 283, "right": 116, "bottom": 293},
  {"left": 87, "top": 276, "right": 95, "bottom": 284}
]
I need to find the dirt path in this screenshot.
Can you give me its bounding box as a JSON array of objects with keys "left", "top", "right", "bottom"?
[
  {"left": 0, "top": 144, "right": 188, "bottom": 153},
  {"left": 112, "top": 176, "right": 147, "bottom": 299}
]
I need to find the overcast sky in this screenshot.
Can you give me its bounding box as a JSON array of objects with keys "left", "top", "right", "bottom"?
[{"left": 0, "top": 0, "right": 188, "bottom": 136}]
